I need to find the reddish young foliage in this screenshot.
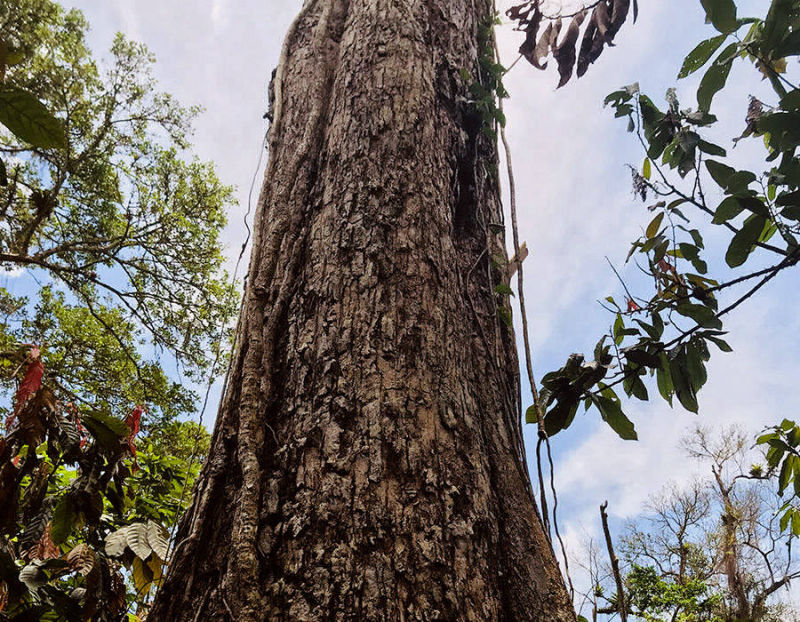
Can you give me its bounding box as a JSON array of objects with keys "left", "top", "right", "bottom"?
[
  {"left": 626, "top": 298, "right": 642, "bottom": 312},
  {"left": 77, "top": 417, "right": 88, "bottom": 449},
  {"left": 124, "top": 405, "right": 144, "bottom": 458},
  {"left": 8, "top": 347, "right": 44, "bottom": 429},
  {"left": 125, "top": 405, "right": 143, "bottom": 438}
]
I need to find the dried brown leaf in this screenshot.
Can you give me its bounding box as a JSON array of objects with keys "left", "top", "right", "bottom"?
[
  {"left": 34, "top": 523, "right": 60, "bottom": 560},
  {"left": 577, "top": 11, "right": 599, "bottom": 77},
  {"left": 554, "top": 10, "right": 587, "bottom": 88},
  {"left": 507, "top": 3, "right": 535, "bottom": 22},
  {"left": 65, "top": 542, "right": 95, "bottom": 576},
  {"left": 518, "top": 7, "right": 544, "bottom": 68},
  {"left": 609, "top": 0, "right": 632, "bottom": 39}
]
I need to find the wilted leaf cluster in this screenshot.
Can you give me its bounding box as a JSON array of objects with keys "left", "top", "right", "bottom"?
[{"left": 507, "top": 0, "right": 638, "bottom": 87}]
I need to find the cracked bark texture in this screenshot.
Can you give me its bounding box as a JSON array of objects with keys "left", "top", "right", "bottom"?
[{"left": 149, "top": 0, "right": 575, "bottom": 620}]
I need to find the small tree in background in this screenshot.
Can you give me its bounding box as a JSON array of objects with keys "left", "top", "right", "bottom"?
[
  {"left": 0, "top": 0, "right": 232, "bottom": 618},
  {"left": 580, "top": 426, "right": 800, "bottom": 621}
]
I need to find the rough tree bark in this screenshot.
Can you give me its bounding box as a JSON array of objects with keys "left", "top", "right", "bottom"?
[{"left": 150, "top": 0, "right": 574, "bottom": 619}]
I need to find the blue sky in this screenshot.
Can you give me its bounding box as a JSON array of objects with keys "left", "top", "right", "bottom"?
[{"left": 33, "top": 0, "right": 800, "bottom": 614}]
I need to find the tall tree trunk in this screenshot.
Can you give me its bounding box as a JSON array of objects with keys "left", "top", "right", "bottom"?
[
  {"left": 150, "top": 1, "right": 574, "bottom": 619},
  {"left": 712, "top": 467, "right": 750, "bottom": 621}
]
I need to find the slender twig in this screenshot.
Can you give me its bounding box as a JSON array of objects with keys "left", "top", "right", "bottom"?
[
  {"left": 494, "top": 26, "right": 576, "bottom": 597},
  {"left": 594, "top": 249, "right": 799, "bottom": 396},
  {"left": 495, "top": 40, "right": 551, "bottom": 538},
  {"left": 502, "top": 54, "right": 524, "bottom": 75}
]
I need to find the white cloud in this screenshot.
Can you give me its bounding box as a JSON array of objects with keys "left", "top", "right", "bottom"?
[
  {"left": 0, "top": 266, "right": 24, "bottom": 279},
  {"left": 211, "top": 0, "right": 226, "bottom": 26}
]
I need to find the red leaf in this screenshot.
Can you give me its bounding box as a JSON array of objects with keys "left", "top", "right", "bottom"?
[
  {"left": 75, "top": 417, "right": 88, "bottom": 449},
  {"left": 14, "top": 347, "right": 44, "bottom": 421},
  {"left": 125, "top": 405, "right": 143, "bottom": 438},
  {"left": 32, "top": 523, "right": 60, "bottom": 560},
  {"left": 124, "top": 405, "right": 144, "bottom": 458},
  {"left": 626, "top": 298, "right": 641, "bottom": 312}
]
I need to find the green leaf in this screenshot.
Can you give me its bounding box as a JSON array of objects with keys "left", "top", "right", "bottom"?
[
  {"left": 634, "top": 319, "right": 659, "bottom": 340},
  {"left": 679, "top": 242, "right": 699, "bottom": 262},
  {"left": 782, "top": 205, "right": 800, "bottom": 221},
  {"left": 82, "top": 410, "right": 129, "bottom": 450},
  {"left": 777, "top": 190, "right": 800, "bottom": 207},
  {"left": 712, "top": 196, "right": 743, "bottom": 224},
  {"left": 525, "top": 404, "right": 538, "bottom": 424},
  {"left": 625, "top": 372, "right": 649, "bottom": 401},
  {"left": 0, "top": 86, "right": 66, "bottom": 149},
  {"left": 646, "top": 212, "right": 664, "bottom": 239},
  {"left": 625, "top": 347, "right": 661, "bottom": 369},
  {"left": 737, "top": 196, "right": 768, "bottom": 217},
  {"left": 676, "top": 303, "right": 722, "bottom": 329},
  {"left": 706, "top": 335, "right": 732, "bottom": 352},
  {"left": 697, "top": 138, "right": 726, "bottom": 156},
  {"left": 781, "top": 508, "right": 792, "bottom": 532},
  {"left": 726, "top": 215, "right": 766, "bottom": 267},
  {"left": 780, "top": 508, "right": 796, "bottom": 532},
  {"left": 669, "top": 352, "right": 699, "bottom": 413},
  {"left": 756, "top": 432, "right": 777, "bottom": 446},
  {"left": 779, "top": 456, "right": 793, "bottom": 495},
  {"left": 0, "top": 158, "right": 6, "bottom": 186},
  {"left": 544, "top": 398, "right": 580, "bottom": 437},
  {"left": 764, "top": 0, "right": 792, "bottom": 49},
  {"left": 605, "top": 296, "right": 620, "bottom": 309},
  {"left": 594, "top": 396, "right": 638, "bottom": 440},
  {"left": 697, "top": 44, "right": 736, "bottom": 111},
  {"left": 793, "top": 458, "right": 800, "bottom": 497},
  {"left": 678, "top": 34, "right": 728, "bottom": 78},
  {"left": 781, "top": 90, "right": 800, "bottom": 112},
  {"left": 685, "top": 339, "right": 709, "bottom": 393},
  {"left": 642, "top": 157, "right": 652, "bottom": 180},
  {"left": 613, "top": 313, "right": 625, "bottom": 345},
  {"left": 705, "top": 159, "right": 736, "bottom": 188},
  {"left": 50, "top": 495, "right": 77, "bottom": 545},
  {"left": 650, "top": 312, "right": 664, "bottom": 339},
  {"left": 700, "top": 0, "right": 738, "bottom": 34},
  {"left": 497, "top": 306, "right": 513, "bottom": 328},
  {"left": 726, "top": 171, "right": 757, "bottom": 194}
]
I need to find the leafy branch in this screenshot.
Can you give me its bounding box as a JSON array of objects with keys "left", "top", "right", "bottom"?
[{"left": 529, "top": 1, "right": 800, "bottom": 453}]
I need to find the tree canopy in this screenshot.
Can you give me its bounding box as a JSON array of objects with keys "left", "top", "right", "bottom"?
[
  {"left": 0, "top": 0, "right": 237, "bottom": 424},
  {"left": 0, "top": 0, "right": 229, "bottom": 619}
]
